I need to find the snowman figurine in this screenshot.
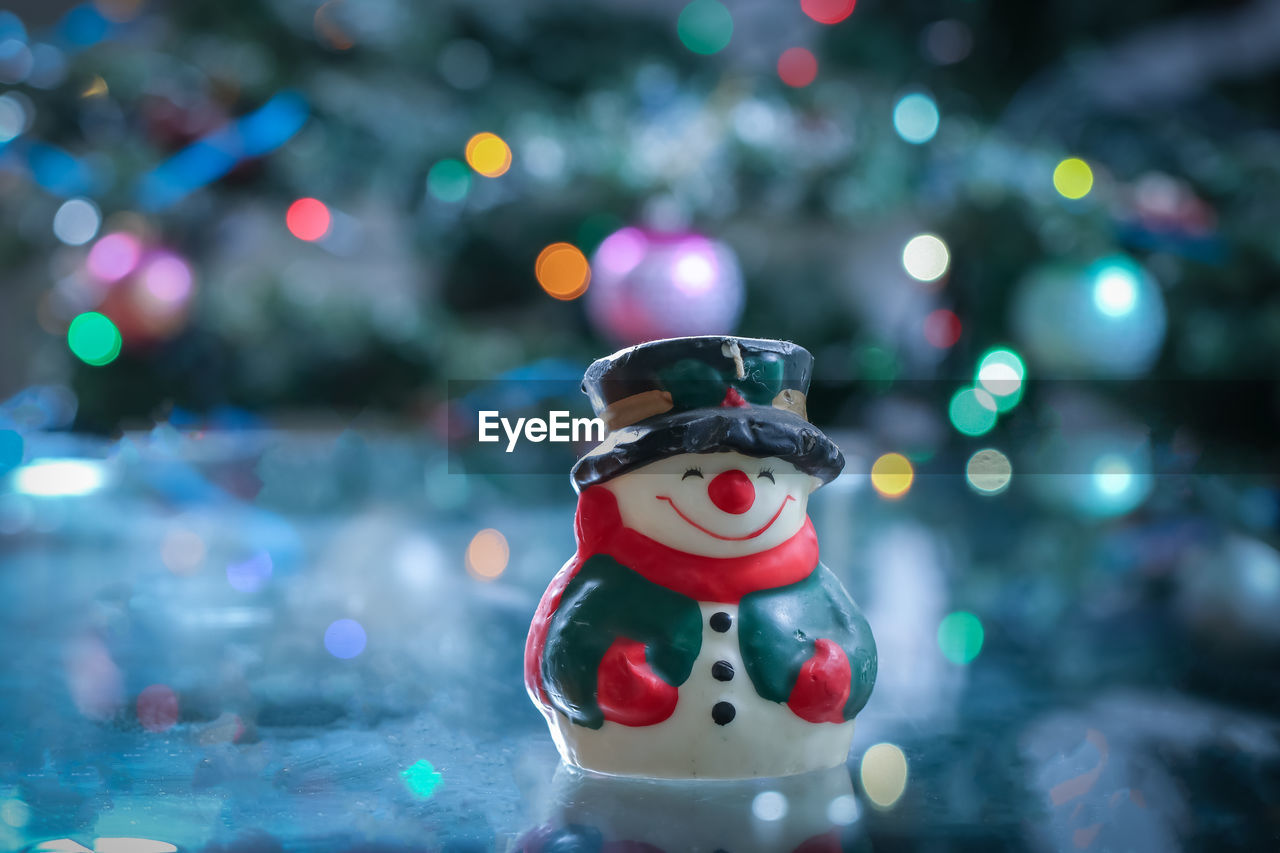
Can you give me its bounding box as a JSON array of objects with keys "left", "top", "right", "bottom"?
[{"left": 525, "top": 336, "right": 876, "bottom": 779}]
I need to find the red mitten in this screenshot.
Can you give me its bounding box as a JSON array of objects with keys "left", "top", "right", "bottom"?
[
  {"left": 596, "top": 637, "right": 678, "bottom": 727},
  {"left": 787, "top": 638, "right": 852, "bottom": 724}
]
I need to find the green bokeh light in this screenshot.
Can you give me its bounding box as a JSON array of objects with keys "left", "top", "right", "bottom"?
[
  {"left": 427, "top": 159, "right": 472, "bottom": 203},
  {"left": 976, "top": 347, "right": 1025, "bottom": 412},
  {"left": 937, "top": 610, "right": 984, "bottom": 664},
  {"left": 67, "top": 312, "right": 122, "bottom": 366},
  {"left": 677, "top": 0, "right": 733, "bottom": 55},
  {"left": 948, "top": 386, "right": 997, "bottom": 436},
  {"left": 401, "top": 759, "right": 443, "bottom": 798}
]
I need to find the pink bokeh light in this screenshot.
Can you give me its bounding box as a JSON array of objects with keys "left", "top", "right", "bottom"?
[
  {"left": 141, "top": 253, "right": 194, "bottom": 304},
  {"left": 86, "top": 232, "right": 142, "bottom": 283}
]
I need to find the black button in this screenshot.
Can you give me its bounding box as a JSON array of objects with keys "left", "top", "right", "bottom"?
[
  {"left": 712, "top": 701, "right": 736, "bottom": 725},
  {"left": 710, "top": 611, "right": 732, "bottom": 632},
  {"left": 712, "top": 660, "right": 734, "bottom": 681}
]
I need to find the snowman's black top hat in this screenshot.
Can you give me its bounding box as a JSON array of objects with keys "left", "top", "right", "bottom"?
[{"left": 571, "top": 336, "right": 845, "bottom": 490}]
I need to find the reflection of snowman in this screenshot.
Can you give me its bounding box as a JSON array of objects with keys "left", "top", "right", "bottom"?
[
  {"left": 516, "top": 764, "right": 870, "bottom": 853},
  {"left": 526, "top": 337, "right": 876, "bottom": 779}
]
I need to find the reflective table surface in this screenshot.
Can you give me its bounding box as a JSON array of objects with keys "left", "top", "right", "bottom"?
[{"left": 1, "top": 429, "right": 1277, "bottom": 852}]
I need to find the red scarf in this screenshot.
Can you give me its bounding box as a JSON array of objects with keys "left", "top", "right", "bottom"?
[
  {"left": 526, "top": 486, "right": 817, "bottom": 703},
  {"left": 574, "top": 485, "right": 818, "bottom": 602}
]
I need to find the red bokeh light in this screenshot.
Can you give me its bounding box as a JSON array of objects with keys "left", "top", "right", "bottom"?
[
  {"left": 286, "top": 197, "right": 332, "bottom": 242},
  {"left": 801, "top": 0, "right": 857, "bottom": 26},
  {"left": 924, "top": 309, "right": 963, "bottom": 349},
  {"left": 778, "top": 48, "right": 818, "bottom": 88}
]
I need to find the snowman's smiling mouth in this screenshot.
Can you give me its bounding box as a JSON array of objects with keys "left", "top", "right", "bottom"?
[{"left": 655, "top": 494, "right": 795, "bottom": 541}]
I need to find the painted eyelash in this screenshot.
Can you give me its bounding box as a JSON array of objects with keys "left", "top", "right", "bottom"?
[
  {"left": 757, "top": 468, "right": 775, "bottom": 482},
  {"left": 682, "top": 467, "right": 704, "bottom": 480}
]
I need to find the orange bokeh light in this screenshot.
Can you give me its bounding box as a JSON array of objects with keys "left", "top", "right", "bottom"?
[
  {"left": 467, "top": 528, "right": 510, "bottom": 580},
  {"left": 535, "top": 242, "right": 591, "bottom": 300}
]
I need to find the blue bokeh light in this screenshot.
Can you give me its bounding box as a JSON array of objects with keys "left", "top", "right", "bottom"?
[
  {"left": 324, "top": 618, "right": 367, "bottom": 659},
  {"left": 893, "top": 93, "right": 940, "bottom": 144}
]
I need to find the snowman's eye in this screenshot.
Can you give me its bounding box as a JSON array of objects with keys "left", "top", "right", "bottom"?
[
  {"left": 757, "top": 468, "right": 775, "bottom": 483},
  {"left": 682, "top": 467, "right": 703, "bottom": 480}
]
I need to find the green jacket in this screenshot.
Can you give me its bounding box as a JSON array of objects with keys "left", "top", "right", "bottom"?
[{"left": 542, "top": 553, "right": 877, "bottom": 729}]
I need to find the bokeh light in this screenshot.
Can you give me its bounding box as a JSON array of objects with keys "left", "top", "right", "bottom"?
[
  {"left": 427, "top": 158, "right": 472, "bottom": 203},
  {"left": 826, "top": 793, "right": 860, "bottom": 825},
  {"left": 467, "top": 528, "right": 510, "bottom": 580},
  {"left": 67, "top": 311, "right": 123, "bottom": 366},
  {"left": 535, "top": 242, "right": 591, "bottom": 300},
  {"left": 976, "top": 347, "right": 1025, "bottom": 404},
  {"left": 136, "top": 683, "right": 179, "bottom": 732},
  {"left": 140, "top": 253, "right": 193, "bottom": 304},
  {"left": 161, "top": 527, "right": 206, "bottom": 575},
  {"left": 677, "top": 0, "right": 733, "bottom": 55},
  {"left": 802, "top": 0, "right": 856, "bottom": 25},
  {"left": 227, "top": 550, "right": 273, "bottom": 592},
  {"left": 948, "top": 386, "right": 998, "bottom": 436},
  {"left": 86, "top": 232, "right": 141, "bottom": 282},
  {"left": 402, "top": 759, "right": 443, "bottom": 798},
  {"left": 751, "top": 790, "right": 789, "bottom": 821},
  {"left": 464, "top": 132, "right": 512, "bottom": 178},
  {"left": 325, "top": 618, "right": 367, "bottom": 659},
  {"left": 923, "top": 309, "right": 961, "bottom": 348},
  {"left": 1091, "top": 259, "right": 1140, "bottom": 317},
  {"left": 1093, "top": 454, "right": 1133, "bottom": 497},
  {"left": 11, "top": 459, "right": 106, "bottom": 496},
  {"left": 893, "top": 93, "right": 939, "bottom": 144},
  {"left": 870, "top": 453, "right": 913, "bottom": 499},
  {"left": 937, "top": 610, "right": 984, "bottom": 664},
  {"left": 594, "top": 227, "right": 646, "bottom": 277},
  {"left": 860, "top": 743, "right": 908, "bottom": 808},
  {"left": 0, "top": 91, "right": 27, "bottom": 142},
  {"left": 777, "top": 47, "right": 818, "bottom": 88},
  {"left": 0, "top": 38, "right": 33, "bottom": 85},
  {"left": 52, "top": 197, "right": 101, "bottom": 245},
  {"left": 1053, "top": 157, "right": 1093, "bottom": 199},
  {"left": 966, "top": 448, "right": 1012, "bottom": 495},
  {"left": 286, "top": 197, "right": 331, "bottom": 241},
  {"left": 902, "top": 233, "right": 949, "bottom": 282}
]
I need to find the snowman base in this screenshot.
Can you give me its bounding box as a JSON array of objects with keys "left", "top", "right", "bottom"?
[{"left": 549, "top": 710, "right": 856, "bottom": 780}]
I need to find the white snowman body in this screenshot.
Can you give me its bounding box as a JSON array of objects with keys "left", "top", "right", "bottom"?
[{"left": 551, "top": 451, "right": 857, "bottom": 779}]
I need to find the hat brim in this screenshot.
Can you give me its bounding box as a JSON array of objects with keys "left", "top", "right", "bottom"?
[{"left": 571, "top": 407, "right": 845, "bottom": 491}]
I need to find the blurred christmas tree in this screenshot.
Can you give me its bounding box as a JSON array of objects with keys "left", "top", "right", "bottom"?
[{"left": 0, "top": 0, "right": 1277, "bottom": 452}]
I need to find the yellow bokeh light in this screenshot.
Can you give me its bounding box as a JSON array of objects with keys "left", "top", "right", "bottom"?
[
  {"left": 1053, "top": 157, "right": 1093, "bottom": 199},
  {"left": 870, "top": 453, "right": 914, "bottom": 499},
  {"left": 465, "top": 132, "right": 512, "bottom": 178},
  {"left": 466, "top": 528, "right": 510, "bottom": 580},
  {"left": 535, "top": 243, "right": 591, "bottom": 300},
  {"left": 860, "top": 742, "right": 909, "bottom": 808}
]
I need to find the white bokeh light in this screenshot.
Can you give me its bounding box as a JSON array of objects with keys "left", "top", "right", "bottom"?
[
  {"left": 902, "top": 234, "right": 950, "bottom": 282},
  {"left": 52, "top": 198, "right": 101, "bottom": 246},
  {"left": 751, "top": 790, "right": 789, "bottom": 822},
  {"left": 1093, "top": 265, "right": 1139, "bottom": 317}
]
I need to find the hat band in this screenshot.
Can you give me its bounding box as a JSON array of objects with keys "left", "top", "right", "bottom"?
[{"left": 599, "top": 388, "right": 808, "bottom": 432}]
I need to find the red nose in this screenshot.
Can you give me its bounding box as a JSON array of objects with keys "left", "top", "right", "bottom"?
[{"left": 707, "top": 470, "right": 755, "bottom": 514}]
